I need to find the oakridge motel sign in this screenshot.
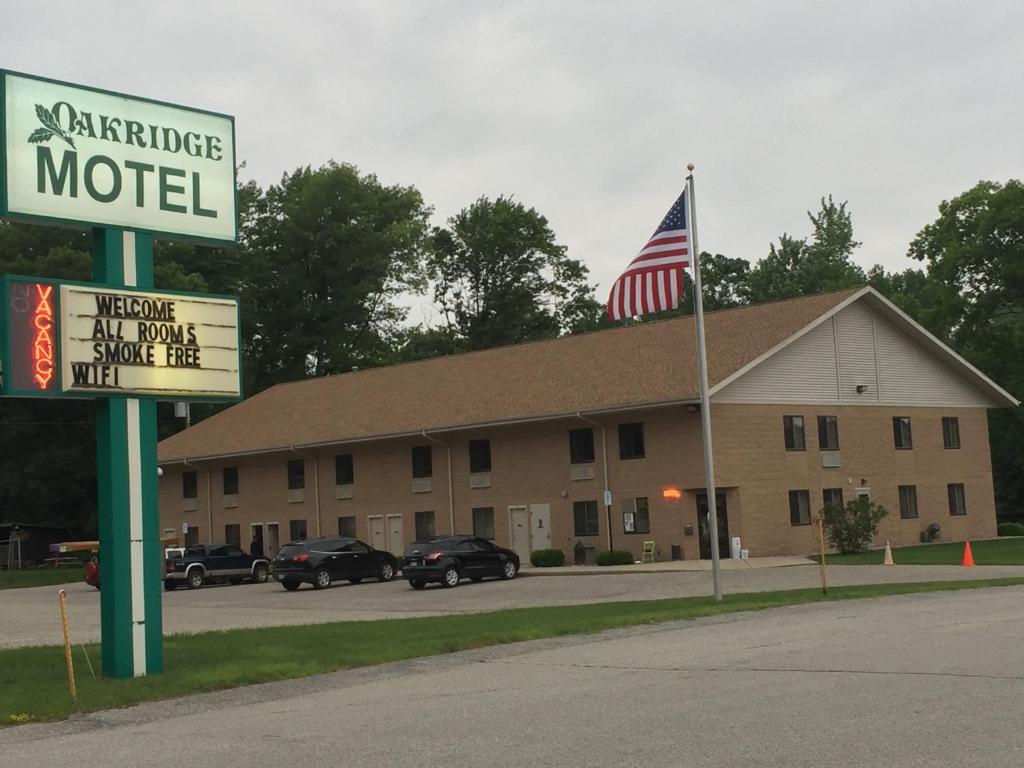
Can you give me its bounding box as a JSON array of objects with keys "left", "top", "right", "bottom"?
[{"left": 0, "top": 70, "right": 241, "bottom": 678}]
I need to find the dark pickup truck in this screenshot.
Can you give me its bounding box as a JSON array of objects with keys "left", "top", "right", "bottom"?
[{"left": 164, "top": 543, "right": 270, "bottom": 590}]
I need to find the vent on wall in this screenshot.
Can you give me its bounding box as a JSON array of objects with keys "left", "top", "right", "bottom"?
[
  {"left": 412, "top": 478, "right": 432, "bottom": 494},
  {"left": 287, "top": 489, "right": 304, "bottom": 504},
  {"left": 569, "top": 465, "right": 595, "bottom": 481},
  {"left": 335, "top": 484, "right": 354, "bottom": 500},
  {"left": 821, "top": 453, "right": 842, "bottom": 468},
  {"left": 469, "top": 473, "right": 491, "bottom": 489},
  {"left": 223, "top": 494, "right": 239, "bottom": 509},
  {"left": 182, "top": 498, "right": 198, "bottom": 512}
]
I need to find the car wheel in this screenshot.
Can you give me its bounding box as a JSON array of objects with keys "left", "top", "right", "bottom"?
[
  {"left": 164, "top": 580, "right": 177, "bottom": 591},
  {"left": 252, "top": 563, "right": 269, "bottom": 584},
  {"left": 282, "top": 579, "right": 301, "bottom": 591},
  {"left": 378, "top": 562, "right": 395, "bottom": 582},
  {"left": 500, "top": 560, "right": 518, "bottom": 580},
  {"left": 408, "top": 579, "right": 426, "bottom": 590},
  {"left": 186, "top": 569, "right": 204, "bottom": 589},
  {"left": 312, "top": 568, "right": 332, "bottom": 590},
  {"left": 442, "top": 566, "right": 460, "bottom": 588}
]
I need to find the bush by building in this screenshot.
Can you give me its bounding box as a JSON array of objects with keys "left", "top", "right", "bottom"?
[
  {"left": 529, "top": 548, "right": 566, "bottom": 567},
  {"left": 822, "top": 496, "right": 889, "bottom": 554},
  {"left": 997, "top": 522, "right": 1024, "bottom": 537},
  {"left": 596, "top": 550, "right": 635, "bottom": 566}
]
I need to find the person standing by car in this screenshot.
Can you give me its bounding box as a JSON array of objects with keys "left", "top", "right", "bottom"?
[{"left": 250, "top": 533, "right": 264, "bottom": 559}]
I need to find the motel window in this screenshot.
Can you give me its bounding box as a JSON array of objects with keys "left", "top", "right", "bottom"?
[
  {"left": 411, "top": 446, "right": 433, "bottom": 478},
  {"left": 289, "top": 519, "right": 307, "bottom": 541},
  {"left": 623, "top": 497, "right": 651, "bottom": 534},
  {"left": 899, "top": 485, "right": 918, "bottom": 519},
  {"left": 223, "top": 466, "right": 239, "bottom": 496},
  {"left": 569, "top": 428, "right": 596, "bottom": 464},
  {"left": 337, "top": 516, "right": 356, "bottom": 538},
  {"left": 817, "top": 416, "right": 839, "bottom": 451},
  {"left": 783, "top": 416, "right": 805, "bottom": 451},
  {"left": 948, "top": 484, "right": 967, "bottom": 516},
  {"left": 822, "top": 488, "right": 844, "bottom": 513},
  {"left": 224, "top": 524, "right": 241, "bottom": 547},
  {"left": 287, "top": 459, "right": 305, "bottom": 490},
  {"left": 789, "top": 490, "right": 811, "bottom": 526},
  {"left": 942, "top": 417, "right": 961, "bottom": 449},
  {"left": 469, "top": 439, "right": 492, "bottom": 473},
  {"left": 415, "top": 511, "right": 436, "bottom": 540},
  {"left": 472, "top": 507, "right": 495, "bottom": 540},
  {"left": 618, "top": 423, "right": 645, "bottom": 460},
  {"left": 182, "top": 471, "right": 198, "bottom": 499},
  {"left": 574, "top": 500, "right": 600, "bottom": 537},
  {"left": 893, "top": 417, "right": 913, "bottom": 449},
  {"left": 335, "top": 453, "right": 354, "bottom": 485}
]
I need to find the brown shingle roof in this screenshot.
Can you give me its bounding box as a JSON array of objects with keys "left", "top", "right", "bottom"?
[{"left": 157, "top": 288, "right": 862, "bottom": 462}]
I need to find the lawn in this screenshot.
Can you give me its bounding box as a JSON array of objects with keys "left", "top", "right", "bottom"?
[
  {"left": 816, "top": 537, "right": 1024, "bottom": 566},
  {"left": 3, "top": 576, "right": 1024, "bottom": 726},
  {"left": 0, "top": 568, "right": 84, "bottom": 591}
]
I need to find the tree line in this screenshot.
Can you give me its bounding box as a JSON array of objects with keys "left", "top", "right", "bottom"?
[{"left": 1, "top": 162, "right": 1021, "bottom": 532}]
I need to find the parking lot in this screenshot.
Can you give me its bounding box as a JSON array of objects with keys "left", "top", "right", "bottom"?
[{"left": 5, "top": 562, "right": 1024, "bottom": 649}]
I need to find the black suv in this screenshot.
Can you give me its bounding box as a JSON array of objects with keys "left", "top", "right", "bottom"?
[
  {"left": 272, "top": 536, "right": 398, "bottom": 590},
  {"left": 403, "top": 536, "right": 519, "bottom": 589}
]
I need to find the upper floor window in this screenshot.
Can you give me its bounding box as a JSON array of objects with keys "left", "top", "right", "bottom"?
[
  {"left": 411, "top": 446, "right": 433, "bottom": 478},
  {"left": 893, "top": 417, "right": 913, "bottom": 450},
  {"left": 942, "top": 417, "right": 961, "bottom": 449},
  {"left": 335, "top": 453, "right": 354, "bottom": 485},
  {"left": 287, "top": 459, "right": 305, "bottom": 490},
  {"left": 817, "top": 416, "right": 839, "bottom": 451},
  {"left": 182, "top": 471, "right": 198, "bottom": 499},
  {"left": 569, "top": 428, "right": 595, "bottom": 464},
  {"left": 948, "top": 483, "right": 967, "bottom": 516},
  {"left": 618, "top": 423, "right": 645, "bottom": 460},
  {"left": 783, "top": 416, "right": 805, "bottom": 451},
  {"left": 469, "top": 439, "right": 492, "bottom": 473},
  {"left": 223, "top": 466, "right": 239, "bottom": 496}
]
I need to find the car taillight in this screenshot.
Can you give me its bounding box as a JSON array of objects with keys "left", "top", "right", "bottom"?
[
  {"left": 424, "top": 551, "right": 444, "bottom": 562},
  {"left": 165, "top": 561, "right": 174, "bottom": 573},
  {"left": 293, "top": 553, "right": 309, "bottom": 562}
]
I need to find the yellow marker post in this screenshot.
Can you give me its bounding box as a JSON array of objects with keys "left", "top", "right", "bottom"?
[
  {"left": 816, "top": 517, "right": 828, "bottom": 595},
  {"left": 58, "top": 590, "right": 77, "bottom": 701}
]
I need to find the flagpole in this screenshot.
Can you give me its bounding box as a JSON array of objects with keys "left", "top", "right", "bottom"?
[{"left": 686, "top": 163, "right": 723, "bottom": 602}]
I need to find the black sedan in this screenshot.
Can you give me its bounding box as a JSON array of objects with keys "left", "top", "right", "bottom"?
[
  {"left": 403, "top": 536, "right": 519, "bottom": 589},
  {"left": 272, "top": 536, "right": 398, "bottom": 590}
]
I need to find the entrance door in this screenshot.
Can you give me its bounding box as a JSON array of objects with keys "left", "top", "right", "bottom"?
[
  {"left": 368, "top": 516, "right": 387, "bottom": 552},
  {"left": 386, "top": 513, "right": 404, "bottom": 555},
  {"left": 697, "top": 492, "right": 729, "bottom": 560},
  {"left": 265, "top": 523, "right": 280, "bottom": 560},
  {"left": 185, "top": 526, "right": 200, "bottom": 547},
  {"left": 529, "top": 503, "right": 551, "bottom": 551},
  {"left": 509, "top": 506, "right": 530, "bottom": 562}
]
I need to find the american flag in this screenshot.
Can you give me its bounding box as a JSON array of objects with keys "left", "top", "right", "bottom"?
[{"left": 607, "top": 190, "right": 690, "bottom": 321}]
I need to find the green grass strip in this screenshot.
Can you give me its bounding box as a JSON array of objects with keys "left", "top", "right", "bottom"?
[
  {"left": 4, "top": 577, "right": 1024, "bottom": 726},
  {"left": 813, "top": 537, "right": 1024, "bottom": 565},
  {"left": 0, "top": 569, "right": 85, "bottom": 591}
]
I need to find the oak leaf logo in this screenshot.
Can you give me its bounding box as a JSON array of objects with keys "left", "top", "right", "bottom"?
[{"left": 28, "top": 104, "right": 76, "bottom": 149}]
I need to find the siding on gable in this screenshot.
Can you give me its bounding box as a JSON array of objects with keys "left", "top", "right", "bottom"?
[{"left": 714, "top": 299, "right": 994, "bottom": 407}]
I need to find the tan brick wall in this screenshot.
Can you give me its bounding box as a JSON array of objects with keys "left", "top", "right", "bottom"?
[{"left": 159, "top": 403, "right": 997, "bottom": 559}]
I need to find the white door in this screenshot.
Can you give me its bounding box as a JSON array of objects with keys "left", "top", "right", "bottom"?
[
  {"left": 529, "top": 504, "right": 551, "bottom": 551},
  {"left": 265, "top": 523, "right": 280, "bottom": 559},
  {"left": 509, "top": 506, "right": 530, "bottom": 562},
  {"left": 386, "top": 513, "right": 404, "bottom": 555},
  {"left": 369, "top": 516, "right": 387, "bottom": 551}
]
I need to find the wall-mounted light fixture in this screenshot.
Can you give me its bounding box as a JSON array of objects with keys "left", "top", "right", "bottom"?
[{"left": 855, "top": 384, "right": 867, "bottom": 393}]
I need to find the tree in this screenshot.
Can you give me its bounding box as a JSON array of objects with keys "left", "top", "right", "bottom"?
[
  {"left": 822, "top": 496, "right": 889, "bottom": 554},
  {"left": 909, "top": 180, "right": 1024, "bottom": 520},
  {"left": 242, "top": 163, "right": 431, "bottom": 387},
  {"left": 428, "top": 196, "right": 601, "bottom": 350},
  {"left": 745, "top": 197, "right": 866, "bottom": 303}
]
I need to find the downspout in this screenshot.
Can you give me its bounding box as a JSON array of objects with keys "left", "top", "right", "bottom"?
[
  {"left": 422, "top": 430, "right": 454, "bottom": 535},
  {"left": 291, "top": 447, "right": 321, "bottom": 538},
  {"left": 576, "top": 413, "right": 612, "bottom": 552},
  {"left": 183, "top": 458, "right": 212, "bottom": 544}
]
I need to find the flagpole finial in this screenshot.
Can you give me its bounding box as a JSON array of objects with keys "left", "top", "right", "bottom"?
[{"left": 686, "top": 163, "right": 695, "bottom": 172}]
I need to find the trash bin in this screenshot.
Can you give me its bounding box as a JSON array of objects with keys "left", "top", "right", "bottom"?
[{"left": 671, "top": 544, "right": 682, "bottom": 561}]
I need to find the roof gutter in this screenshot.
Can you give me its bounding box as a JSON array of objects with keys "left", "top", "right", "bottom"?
[
  {"left": 421, "top": 430, "right": 455, "bottom": 536},
  {"left": 159, "top": 397, "right": 701, "bottom": 466}
]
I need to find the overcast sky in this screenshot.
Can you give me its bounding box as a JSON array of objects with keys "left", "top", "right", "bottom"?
[{"left": 4, "top": 1, "right": 1023, "bottom": 322}]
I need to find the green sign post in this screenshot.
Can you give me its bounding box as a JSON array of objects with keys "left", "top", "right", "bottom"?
[{"left": 1, "top": 70, "right": 240, "bottom": 677}]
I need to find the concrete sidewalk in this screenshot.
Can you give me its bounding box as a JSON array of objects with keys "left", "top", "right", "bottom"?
[{"left": 520, "top": 555, "right": 812, "bottom": 576}]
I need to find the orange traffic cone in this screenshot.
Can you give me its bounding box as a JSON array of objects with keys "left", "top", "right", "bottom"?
[
  {"left": 961, "top": 542, "right": 975, "bottom": 567},
  {"left": 883, "top": 541, "right": 894, "bottom": 566}
]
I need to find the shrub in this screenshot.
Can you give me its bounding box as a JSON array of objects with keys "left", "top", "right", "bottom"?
[
  {"left": 596, "top": 550, "right": 635, "bottom": 566},
  {"left": 529, "top": 548, "right": 566, "bottom": 567},
  {"left": 822, "top": 496, "right": 889, "bottom": 554},
  {"left": 997, "top": 522, "right": 1024, "bottom": 537}
]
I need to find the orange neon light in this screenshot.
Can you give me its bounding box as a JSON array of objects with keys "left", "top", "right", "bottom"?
[
  {"left": 662, "top": 487, "right": 683, "bottom": 501},
  {"left": 32, "top": 284, "right": 55, "bottom": 389}
]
